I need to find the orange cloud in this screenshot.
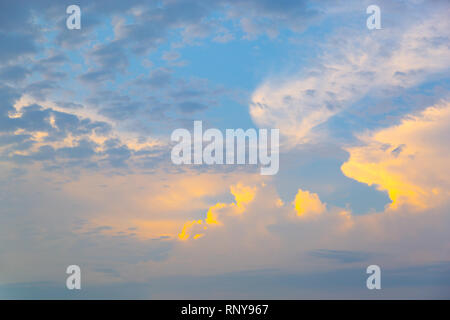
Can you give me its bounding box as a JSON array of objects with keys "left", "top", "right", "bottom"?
[
  {"left": 178, "top": 183, "right": 258, "bottom": 241},
  {"left": 293, "top": 189, "right": 326, "bottom": 218},
  {"left": 205, "top": 203, "right": 228, "bottom": 225},
  {"left": 229, "top": 183, "right": 256, "bottom": 213},
  {"left": 178, "top": 220, "right": 204, "bottom": 241},
  {"left": 341, "top": 102, "right": 450, "bottom": 210}
]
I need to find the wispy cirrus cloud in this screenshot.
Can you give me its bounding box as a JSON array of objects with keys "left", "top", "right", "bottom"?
[{"left": 250, "top": 3, "right": 450, "bottom": 148}]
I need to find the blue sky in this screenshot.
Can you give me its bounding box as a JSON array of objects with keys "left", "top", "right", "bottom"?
[{"left": 0, "top": 0, "right": 449, "bottom": 299}]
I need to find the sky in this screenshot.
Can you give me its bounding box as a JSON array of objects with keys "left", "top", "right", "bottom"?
[{"left": 0, "top": 0, "right": 449, "bottom": 299}]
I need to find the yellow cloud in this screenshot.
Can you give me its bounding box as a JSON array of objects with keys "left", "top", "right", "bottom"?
[
  {"left": 230, "top": 183, "right": 257, "bottom": 213},
  {"left": 341, "top": 102, "right": 450, "bottom": 210},
  {"left": 178, "top": 220, "right": 203, "bottom": 241},
  {"left": 293, "top": 189, "right": 326, "bottom": 217},
  {"left": 178, "top": 183, "right": 258, "bottom": 241},
  {"left": 205, "top": 203, "right": 228, "bottom": 225}
]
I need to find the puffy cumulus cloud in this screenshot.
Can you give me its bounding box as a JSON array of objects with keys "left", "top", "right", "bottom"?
[
  {"left": 341, "top": 101, "right": 450, "bottom": 211},
  {"left": 293, "top": 189, "right": 326, "bottom": 218},
  {"left": 230, "top": 183, "right": 257, "bottom": 213},
  {"left": 178, "top": 183, "right": 258, "bottom": 241},
  {"left": 250, "top": 4, "right": 450, "bottom": 148}
]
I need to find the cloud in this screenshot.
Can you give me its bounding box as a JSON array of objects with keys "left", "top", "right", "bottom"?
[
  {"left": 2, "top": 146, "right": 449, "bottom": 297},
  {"left": 293, "top": 189, "right": 326, "bottom": 218},
  {"left": 249, "top": 5, "right": 450, "bottom": 148},
  {"left": 80, "top": 41, "right": 129, "bottom": 83},
  {"left": 341, "top": 101, "right": 450, "bottom": 210},
  {"left": 227, "top": 0, "right": 319, "bottom": 40},
  {"left": 0, "top": 0, "right": 329, "bottom": 144},
  {"left": 230, "top": 183, "right": 257, "bottom": 213},
  {"left": 2, "top": 0, "right": 450, "bottom": 299},
  {"left": 308, "top": 249, "right": 371, "bottom": 264},
  {"left": 0, "top": 94, "right": 168, "bottom": 173},
  {"left": 0, "top": 65, "right": 30, "bottom": 84},
  {"left": 0, "top": 32, "right": 37, "bottom": 62},
  {"left": 178, "top": 182, "right": 258, "bottom": 240},
  {"left": 135, "top": 68, "right": 173, "bottom": 88},
  {"left": 178, "top": 219, "right": 205, "bottom": 241}
]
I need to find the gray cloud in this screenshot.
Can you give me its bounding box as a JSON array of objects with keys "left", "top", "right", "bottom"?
[
  {"left": 309, "top": 249, "right": 372, "bottom": 264},
  {"left": 0, "top": 65, "right": 31, "bottom": 83}
]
